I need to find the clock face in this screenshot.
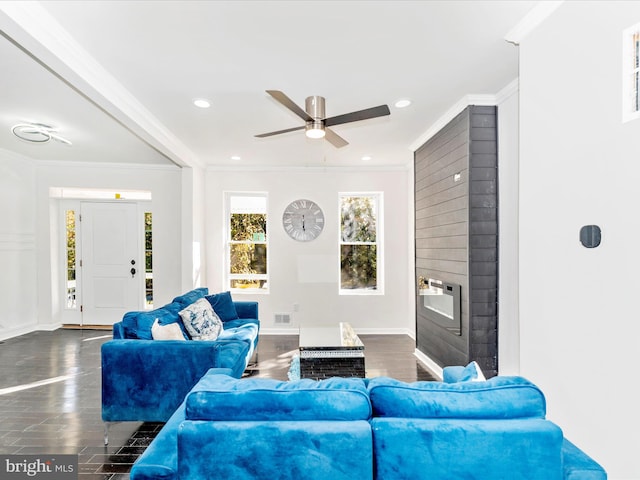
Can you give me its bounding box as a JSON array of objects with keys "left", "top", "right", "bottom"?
[{"left": 282, "top": 199, "right": 325, "bottom": 242}]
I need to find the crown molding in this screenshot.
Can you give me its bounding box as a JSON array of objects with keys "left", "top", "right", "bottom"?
[
  {"left": 34, "top": 159, "right": 180, "bottom": 171},
  {"left": 495, "top": 78, "right": 519, "bottom": 104},
  {"left": 408, "top": 93, "right": 497, "bottom": 152},
  {"left": 0, "top": 2, "right": 202, "bottom": 169},
  {"left": 504, "top": 1, "right": 564, "bottom": 45},
  {"left": 206, "top": 164, "right": 411, "bottom": 173}
]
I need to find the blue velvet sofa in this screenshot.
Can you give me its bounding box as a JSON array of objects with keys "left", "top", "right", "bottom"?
[
  {"left": 129, "top": 367, "right": 606, "bottom": 480},
  {"left": 101, "top": 288, "right": 259, "bottom": 430}
]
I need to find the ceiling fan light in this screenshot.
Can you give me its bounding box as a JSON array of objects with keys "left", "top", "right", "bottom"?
[
  {"left": 12, "top": 123, "right": 51, "bottom": 143},
  {"left": 305, "top": 120, "right": 325, "bottom": 139}
]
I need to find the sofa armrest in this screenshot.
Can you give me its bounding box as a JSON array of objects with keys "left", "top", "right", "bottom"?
[
  {"left": 234, "top": 301, "right": 258, "bottom": 319},
  {"left": 101, "top": 339, "right": 248, "bottom": 422},
  {"left": 112, "top": 321, "right": 125, "bottom": 339},
  {"left": 562, "top": 439, "right": 607, "bottom": 479},
  {"left": 129, "top": 368, "right": 233, "bottom": 480}
]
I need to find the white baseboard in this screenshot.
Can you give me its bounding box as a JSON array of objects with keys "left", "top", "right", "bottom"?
[
  {"left": 352, "top": 328, "right": 413, "bottom": 335},
  {"left": 0, "top": 323, "right": 37, "bottom": 342},
  {"left": 38, "top": 322, "right": 61, "bottom": 332},
  {"left": 0, "top": 322, "right": 64, "bottom": 342},
  {"left": 414, "top": 348, "right": 444, "bottom": 380},
  {"left": 259, "top": 327, "right": 414, "bottom": 336},
  {"left": 258, "top": 328, "right": 298, "bottom": 335}
]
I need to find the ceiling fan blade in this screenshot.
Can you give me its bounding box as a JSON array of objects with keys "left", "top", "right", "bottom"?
[
  {"left": 255, "top": 125, "right": 305, "bottom": 138},
  {"left": 324, "top": 104, "right": 390, "bottom": 127},
  {"left": 324, "top": 128, "right": 349, "bottom": 148},
  {"left": 266, "top": 90, "right": 312, "bottom": 122}
]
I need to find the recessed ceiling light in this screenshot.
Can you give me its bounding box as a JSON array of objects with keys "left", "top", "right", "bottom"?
[
  {"left": 362, "top": 155, "right": 372, "bottom": 161},
  {"left": 394, "top": 99, "right": 411, "bottom": 108},
  {"left": 193, "top": 98, "right": 211, "bottom": 108},
  {"left": 230, "top": 155, "right": 241, "bottom": 161}
]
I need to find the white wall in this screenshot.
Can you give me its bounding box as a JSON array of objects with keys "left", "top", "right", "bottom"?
[
  {"left": 181, "top": 166, "right": 207, "bottom": 290},
  {"left": 0, "top": 150, "right": 38, "bottom": 340},
  {"left": 496, "top": 81, "right": 521, "bottom": 375},
  {"left": 35, "top": 162, "right": 184, "bottom": 328},
  {"left": 519, "top": 2, "right": 640, "bottom": 478},
  {"left": 205, "top": 167, "right": 411, "bottom": 335}
]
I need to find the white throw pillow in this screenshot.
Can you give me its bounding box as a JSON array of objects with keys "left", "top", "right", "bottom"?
[
  {"left": 469, "top": 361, "right": 487, "bottom": 382},
  {"left": 179, "top": 297, "right": 223, "bottom": 341},
  {"left": 151, "top": 319, "right": 186, "bottom": 340}
]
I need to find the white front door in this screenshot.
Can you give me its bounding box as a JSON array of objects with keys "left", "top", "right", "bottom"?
[{"left": 81, "top": 202, "right": 141, "bottom": 325}]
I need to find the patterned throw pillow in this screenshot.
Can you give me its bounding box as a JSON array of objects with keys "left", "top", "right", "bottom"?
[{"left": 179, "top": 297, "right": 223, "bottom": 341}]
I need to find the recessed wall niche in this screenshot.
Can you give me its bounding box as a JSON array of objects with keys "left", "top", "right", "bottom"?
[{"left": 414, "top": 105, "right": 498, "bottom": 377}]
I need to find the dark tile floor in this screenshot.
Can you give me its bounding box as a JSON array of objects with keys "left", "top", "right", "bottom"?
[{"left": 0, "top": 328, "right": 436, "bottom": 479}]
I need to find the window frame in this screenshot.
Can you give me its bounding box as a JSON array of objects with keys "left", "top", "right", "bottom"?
[
  {"left": 338, "top": 192, "right": 384, "bottom": 296},
  {"left": 144, "top": 211, "right": 154, "bottom": 309},
  {"left": 64, "top": 208, "right": 78, "bottom": 310},
  {"left": 224, "top": 192, "right": 269, "bottom": 294},
  {"left": 623, "top": 22, "right": 640, "bottom": 123}
]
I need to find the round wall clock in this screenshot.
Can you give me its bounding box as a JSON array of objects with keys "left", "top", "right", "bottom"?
[{"left": 282, "top": 199, "right": 325, "bottom": 242}]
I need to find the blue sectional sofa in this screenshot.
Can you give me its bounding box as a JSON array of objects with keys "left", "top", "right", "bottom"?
[
  {"left": 101, "top": 288, "right": 259, "bottom": 432},
  {"left": 129, "top": 367, "right": 607, "bottom": 480}
]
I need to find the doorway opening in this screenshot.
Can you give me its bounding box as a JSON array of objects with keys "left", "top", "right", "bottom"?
[{"left": 52, "top": 188, "right": 152, "bottom": 326}]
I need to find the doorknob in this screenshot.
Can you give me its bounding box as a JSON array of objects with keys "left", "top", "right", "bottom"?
[{"left": 130, "top": 267, "right": 136, "bottom": 278}]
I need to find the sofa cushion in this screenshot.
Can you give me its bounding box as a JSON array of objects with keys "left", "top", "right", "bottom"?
[
  {"left": 222, "top": 318, "right": 259, "bottom": 330},
  {"left": 179, "top": 298, "right": 223, "bottom": 341},
  {"left": 122, "top": 302, "right": 184, "bottom": 340},
  {"left": 371, "top": 417, "right": 563, "bottom": 480},
  {"left": 368, "top": 376, "right": 546, "bottom": 419},
  {"left": 217, "top": 323, "right": 259, "bottom": 345},
  {"left": 205, "top": 291, "right": 239, "bottom": 321},
  {"left": 186, "top": 373, "right": 372, "bottom": 421}
]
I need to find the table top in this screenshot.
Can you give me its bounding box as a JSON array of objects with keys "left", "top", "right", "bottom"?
[{"left": 299, "top": 322, "right": 364, "bottom": 350}]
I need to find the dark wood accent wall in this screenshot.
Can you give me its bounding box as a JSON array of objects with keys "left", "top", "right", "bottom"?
[{"left": 414, "top": 105, "right": 498, "bottom": 377}]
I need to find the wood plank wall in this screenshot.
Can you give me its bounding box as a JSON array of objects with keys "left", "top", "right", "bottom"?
[{"left": 414, "top": 105, "right": 498, "bottom": 377}]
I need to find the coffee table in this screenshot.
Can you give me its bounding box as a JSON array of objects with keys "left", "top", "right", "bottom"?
[{"left": 298, "top": 322, "right": 365, "bottom": 379}]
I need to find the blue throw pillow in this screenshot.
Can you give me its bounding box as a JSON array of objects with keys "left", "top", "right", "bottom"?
[
  {"left": 172, "top": 288, "right": 209, "bottom": 308},
  {"left": 122, "top": 311, "right": 141, "bottom": 339},
  {"left": 205, "top": 291, "right": 239, "bottom": 322}
]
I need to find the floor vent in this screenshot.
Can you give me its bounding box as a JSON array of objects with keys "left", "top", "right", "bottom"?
[{"left": 274, "top": 313, "right": 292, "bottom": 325}]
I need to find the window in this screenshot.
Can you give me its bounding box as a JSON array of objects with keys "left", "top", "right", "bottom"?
[
  {"left": 339, "top": 193, "right": 383, "bottom": 294},
  {"left": 225, "top": 193, "right": 268, "bottom": 292},
  {"left": 623, "top": 23, "right": 640, "bottom": 122},
  {"left": 144, "top": 212, "right": 153, "bottom": 309},
  {"left": 65, "top": 209, "right": 77, "bottom": 309}
]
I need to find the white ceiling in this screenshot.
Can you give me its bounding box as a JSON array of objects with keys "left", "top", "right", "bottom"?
[{"left": 0, "top": 1, "right": 538, "bottom": 169}]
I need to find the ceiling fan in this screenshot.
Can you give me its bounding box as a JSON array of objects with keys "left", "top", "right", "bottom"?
[{"left": 255, "top": 90, "right": 390, "bottom": 148}]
